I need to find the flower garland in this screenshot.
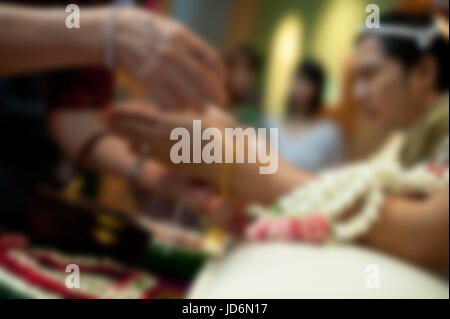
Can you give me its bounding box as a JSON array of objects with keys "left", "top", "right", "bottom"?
[{"left": 246, "top": 162, "right": 449, "bottom": 243}]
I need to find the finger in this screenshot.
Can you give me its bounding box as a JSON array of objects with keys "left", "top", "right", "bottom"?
[
  {"left": 161, "top": 59, "right": 205, "bottom": 111},
  {"left": 110, "top": 118, "right": 174, "bottom": 163},
  {"left": 177, "top": 28, "right": 226, "bottom": 80},
  {"left": 151, "top": 80, "right": 180, "bottom": 110},
  {"left": 107, "top": 102, "right": 183, "bottom": 140},
  {"left": 166, "top": 64, "right": 205, "bottom": 110},
  {"left": 106, "top": 107, "right": 158, "bottom": 134},
  {"left": 202, "top": 196, "right": 236, "bottom": 226},
  {"left": 153, "top": 64, "right": 199, "bottom": 111},
  {"left": 157, "top": 175, "right": 215, "bottom": 214},
  {"left": 166, "top": 49, "right": 227, "bottom": 107},
  {"left": 111, "top": 117, "right": 157, "bottom": 142},
  {"left": 105, "top": 103, "right": 158, "bottom": 137},
  {"left": 105, "top": 101, "right": 157, "bottom": 124},
  {"left": 185, "top": 188, "right": 225, "bottom": 220}
]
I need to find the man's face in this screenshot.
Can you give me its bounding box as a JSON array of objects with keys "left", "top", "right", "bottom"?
[
  {"left": 353, "top": 37, "right": 418, "bottom": 131},
  {"left": 227, "top": 56, "right": 255, "bottom": 102}
]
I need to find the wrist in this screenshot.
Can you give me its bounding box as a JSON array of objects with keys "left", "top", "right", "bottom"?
[
  {"left": 42, "top": 7, "right": 106, "bottom": 66},
  {"left": 74, "top": 7, "right": 107, "bottom": 65},
  {"left": 128, "top": 158, "right": 146, "bottom": 187},
  {"left": 112, "top": 7, "right": 140, "bottom": 69}
]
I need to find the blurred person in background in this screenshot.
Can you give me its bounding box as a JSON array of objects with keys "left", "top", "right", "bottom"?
[
  {"left": 264, "top": 59, "right": 345, "bottom": 172},
  {"left": 354, "top": 13, "right": 448, "bottom": 168},
  {"left": 107, "top": 12, "right": 449, "bottom": 269},
  {"left": 0, "top": 2, "right": 230, "bottom": 230},
  {"left": 224, "top": 44, "right": 263, "bottom": 128}
]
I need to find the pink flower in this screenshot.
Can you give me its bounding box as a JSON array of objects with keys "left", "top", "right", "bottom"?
[
  {"left": 267, "top": 218, "right": 292, "bottom": 240},
  {"left": 302, "top": 213, "right": 330, "bottom": 243},
  {"left": 426, "top": 163, "right": 448, "bottom": 178},
  {"left": 287, "top": 218, "right": 303, "bottom": 240},
  {"left": 246, "top": 218, "right": 271, "bottom": 241},
  {"left": 262, "top": 217, "right": 304, "bottom": 240}
]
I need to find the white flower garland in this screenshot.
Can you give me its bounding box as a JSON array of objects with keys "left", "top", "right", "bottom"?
[{"left": 248, "top": 161, "right": 449, "bottom": 242}]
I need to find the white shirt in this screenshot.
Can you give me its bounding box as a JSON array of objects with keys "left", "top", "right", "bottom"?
[{"left": 264, "top": 117, "right": 345, "bottom": 172}]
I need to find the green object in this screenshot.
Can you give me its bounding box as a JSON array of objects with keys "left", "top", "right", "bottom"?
[
  {"left": 81, "top": 171, "right": 100, "bottom": 200},
  {"left": 0, "top": 282, "right": 31, "bottom": 299},
  {"left": 141, "top": 239, "right": 208, "bottom": 281},
  {"left": 270, "top": 203, "right": 282, "bottom": 214},
  {"left": 235, "top": 102, "right": 265, "bottom": 129}
]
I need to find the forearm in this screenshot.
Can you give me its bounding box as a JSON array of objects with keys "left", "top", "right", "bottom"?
[
  {"left": 158, "top": 160, "right": 310, "bottom": 205},
  {"left": 105, "top": 103, "right": 313, "bottom": 203},
  {"left": 225, "top": 160, "right": 312, "bottom": 204},
  {"left": 0, "top": 4, "right": 104, "bottom": 75},
  {"left": 164, "top": 151, "right": 312, "bottom": 205},
  {"left": 361, "top": 188, "right": 449, "bottom": 270},
  {"left": 85, "top": 135, "right": 139, "bottom": 180},
  {"left": 48, "top": 108, "right": 247, "bottom": 224},
  {"left": 146, "top": 125, "right": 312, "bottom": 203},
  {"left": 48, "top": 109, "right": 137, "bottom": 179}
]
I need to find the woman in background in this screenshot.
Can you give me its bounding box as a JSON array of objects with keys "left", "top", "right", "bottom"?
[{"left": 264, "top": 60, "right": 345, "bottom": 172}]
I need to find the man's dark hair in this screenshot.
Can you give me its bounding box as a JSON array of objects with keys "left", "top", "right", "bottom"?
[
  {"left": 357, "top": 12, "right": 449, "bottom": 92},
  {"left": 294, "top": 59, "right": 326, "bottom": 115},
  {"left": 225, "top": 45, "right": 262, "bottom": 74}
]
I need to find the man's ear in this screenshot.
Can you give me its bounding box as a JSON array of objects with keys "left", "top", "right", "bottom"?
[{"left": 414, "top": 55, "right": 438, "bottom": 91}]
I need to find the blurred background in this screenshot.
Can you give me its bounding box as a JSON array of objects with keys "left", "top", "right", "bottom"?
[
  {"left": 121, "top": 0, "right": 447, "bottom": 159},
  {"left": 0, "top": 0, "right": 448, "bottom": 299}
]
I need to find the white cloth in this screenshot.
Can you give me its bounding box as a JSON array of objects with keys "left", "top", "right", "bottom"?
[{"left": 188, "top": 243, "right": 449, "bottom": 299}]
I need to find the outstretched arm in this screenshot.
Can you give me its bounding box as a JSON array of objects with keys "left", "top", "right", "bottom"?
[
  {"left": 0, "top": 4, "right": 103, "bottom": 75},
  {"left": 0, "top": 4, "right": 226, "bottom": 109},
  {"left": 104, "top": 101, "right": 313, "bottom": 204},
  {"left": 47, "top": 109, "right": 242, "bottom": 226},
  {"left": 104, "top": 102, "right": 449, "bottom": 268},
  {"left": 361, "top": 188, "right": 449, "bottom": 270}
]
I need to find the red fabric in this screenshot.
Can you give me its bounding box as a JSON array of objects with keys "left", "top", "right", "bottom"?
[
  {"left": 0, "top": 232, "right": 187, "bottom": 299},
  {"left": 0, "top": 231, "right": 27, "bottom": 250},
  {"left": 46, "top": 67, "right": 113, "bottom": 111},
  {"left": 0, "top": 249, "right": 95, "bottom": 299},
  {"left": 142, "top": 277, "right": 187, "bottom": 299},
  {"left": 27, "top": 251, "right": 138, "bottom": 280}
]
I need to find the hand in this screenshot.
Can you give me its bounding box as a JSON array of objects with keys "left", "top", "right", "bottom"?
[
  {"left": 104, "top": 101, "right": 301, "bottom": 205},
  {"left": 113, "top": 8, "right": 227, "bottom": 110},
  {"left": 361, "top": 187, "right": 449, "bottom": 268},
  {"left": 103, "top": 101, "right": 236, "bottom": 163},
  {"left": 136, "top": 159, "right": 213, "bottom": 210},
  {"left": 136, "top": 160, "right": 244, "bottom": 228},
  {"left": 104, "top": 101, "right": 235, "bottom": 144}
]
